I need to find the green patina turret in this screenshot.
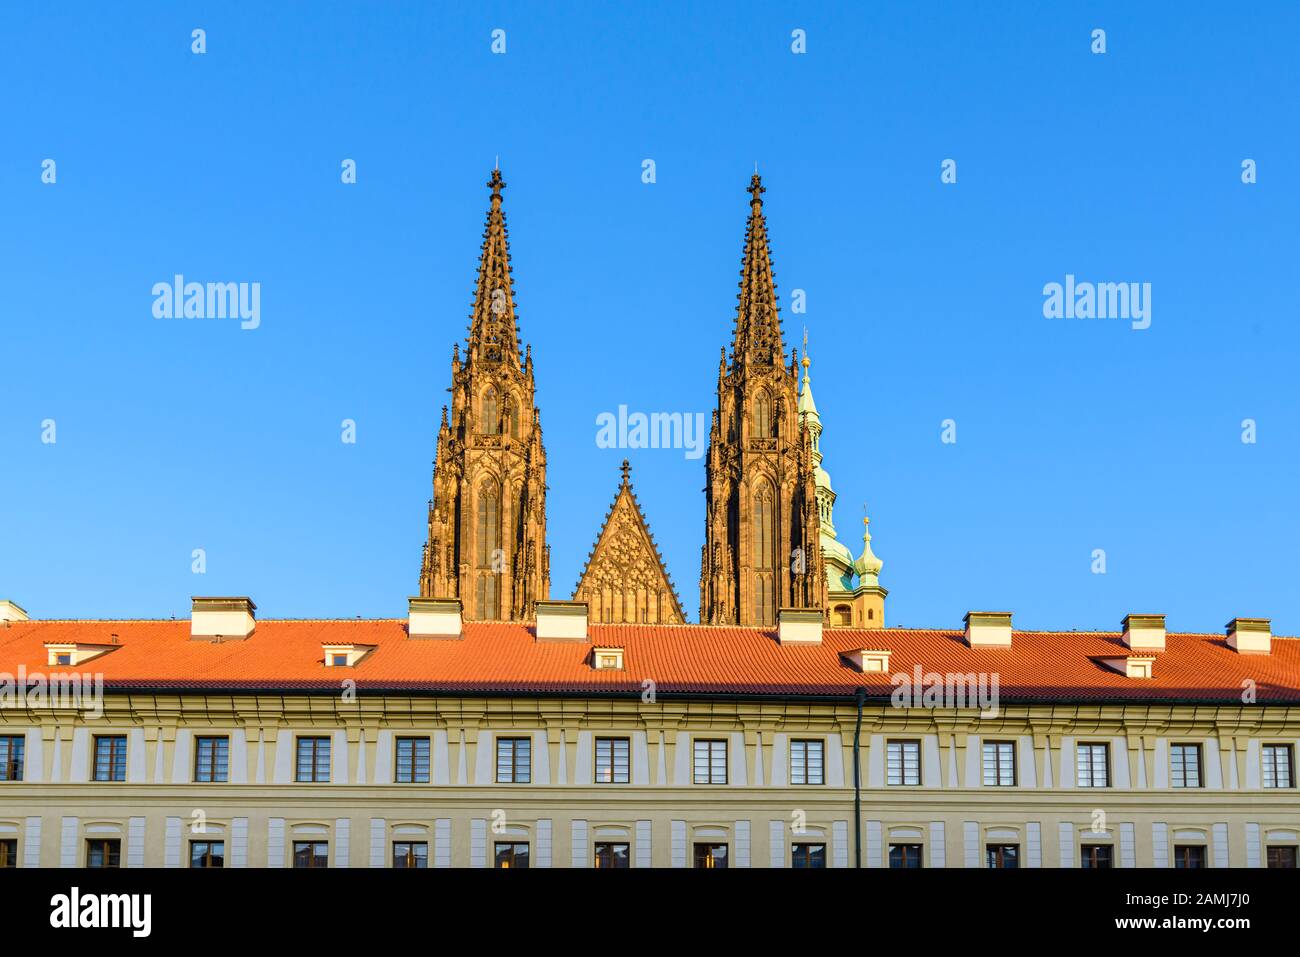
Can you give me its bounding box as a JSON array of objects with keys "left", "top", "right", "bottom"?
[
  {"left": 798, "top": 341, "right": 854, "bottom": 590},
  {"left": 798, "top": 335, "right": 887, "bottom": 626}
]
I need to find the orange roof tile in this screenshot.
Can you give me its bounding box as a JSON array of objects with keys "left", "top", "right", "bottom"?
[{"left": 0, "top": 619, "right": 1296, "bottom": 703}]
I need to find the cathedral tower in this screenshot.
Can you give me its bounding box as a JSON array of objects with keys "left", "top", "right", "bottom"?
[
  {"left": 419, "top": 168, "right": 550, "bottom": 619},
  {"left": 699, "top": 175, "right": 826, "bottom": 625}
]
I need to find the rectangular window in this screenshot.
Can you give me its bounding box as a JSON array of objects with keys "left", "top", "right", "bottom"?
[
  {"left": 0, "top": 735, "right": 24, "bottom": 782},
  {"left": 693, "top": 843, "right": 728, "bottom": 869},
  {"left": 1266, "top": 846, "right": 1297, "bottom": 869},
  {"left": 293, "top": 841, "right": 329, "bottom": 868},
  {"left": 1076, "top": 742, "right": 1110, "bottom": 788},
  {"left": 295, "top": 737, "right": 331, "bottom": 783},
  {"left": 888, "top": 843, "right": 923, "bottom": 868},
  {"left": 194, "top": 736, "right": 229, "bottom": 783},
  {"left": 982, "top": 741, "right": 1016, "bottom": 786},
  {"left": 986, "top": 844, "right": 1019, "bottom": 869},
  {"left": 790, "top": 739, "right": 825, "bottom": 786},
  {"left": 495, "top": 737, "right": 531, "bottom": 784},
  {"left": 1170, "top": 743, "right": 1202, "bottom": 788},
  {"left": 1173, "top": 845, "right": 1205, "bottom": 869},
  {"left": 594, "top": 842, "right": 630, "bottom": 869},
  {"left": 393, "top": 841, "right": 428, "bottom": 869},
  {"left": 693, "top": 739, "right": 728, "bottom": 785},
  {"left": 1263, "top": 744, "right": 1294, "bottom": 789},
  {"left": 494, "top": 842, "right": 529, "bottom": 868},
  {"left": 1080, "top": 844, "right": 1113, "bottom": 869},
  {"left": 594, "top": 737, "right": 630, "bottom": 784},
  {"left": 0, "top": 839, "right": 16, "bottom": 868},
  {"left": 395, "top": 737, "right": 430, "bottom": 784},
  {"left": 886, "top": 740, "right": 921, "bottom": 786},
  {"left": 86, "top": 839, "right": 121, "bottom": 869},
  {"left": 93, "top": 735, "right": 127, "bottom": 782},
  {"left": 190, "top": 840, "right": 225, "bottom": 868},
  {"left": 791, "top": 844, "right": 826, "bottom": 868}
]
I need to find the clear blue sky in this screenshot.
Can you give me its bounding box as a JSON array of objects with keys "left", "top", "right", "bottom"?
[{"left": 3, "top": 2, "right": 1297, "bottom": 633}]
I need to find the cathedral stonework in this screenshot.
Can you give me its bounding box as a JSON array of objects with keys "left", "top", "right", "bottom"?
[
  {"left": 419, "top": 169, "right": 550, "bottom": 620},
  {"left": 573, "top": 460, "right": 685, "bottom": 625},
  {"left": 699, "top": 175, "right": 827, "bottom": 625},
  {"left": 422, "top": 170, "right": 881, "bottom": 626}
]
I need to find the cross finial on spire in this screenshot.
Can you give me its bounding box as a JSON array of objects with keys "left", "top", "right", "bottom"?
[
  {"left": 488, "top": 167, "right": 506, "bottom": 204},
  {"left": 748, "top": 172, "right": 765, "bottom": 207},
  {"left": 620, "top": 458, "right": 631, "bottom": 486}
]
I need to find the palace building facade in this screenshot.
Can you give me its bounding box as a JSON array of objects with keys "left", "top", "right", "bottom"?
[{"left": 0, "top": 172, "right": 1296, "bottom": 870}]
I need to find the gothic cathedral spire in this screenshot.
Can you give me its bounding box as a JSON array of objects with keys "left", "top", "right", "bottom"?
[
  {"left": 730, "top": 174, "right": 786, "bottom": 369},
  {"left": 419, "top": 169, "right": 550, "bottom": 619},
  {"left": 699, "top": 175, "right": 826, "bottom": 625}
]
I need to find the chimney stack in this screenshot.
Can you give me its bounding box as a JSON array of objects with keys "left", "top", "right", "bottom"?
[
  {"left": 1226, "top": 617, "right": 1271, "bottom": 655},
  {"left": 1121, "top": 614, "right": 1165, "bottom": 652},
  {"left": 964, "top": 611, "right": 1013, "bottom": 648},
  {"left": 778, "top": 608, "right": 824, "bottom": 645},
  {"left": 190, "top": 597, "right": 256, "bottom": 641},
  {"left": 535, "top": 600, "right": 589, "bottom": 642},
  {"left": 0, "top": 600, "right": 28, "bottom": 623},
  {"left": 408, "top": 597, "right": 463, "bottom": 640}
]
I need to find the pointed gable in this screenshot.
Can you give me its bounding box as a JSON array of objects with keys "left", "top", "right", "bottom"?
[{"left": 573, "top": 461, "right": 685, "bottom": 624}]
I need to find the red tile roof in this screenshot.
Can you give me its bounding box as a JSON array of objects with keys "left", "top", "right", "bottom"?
[{"left": 0, "top": 619, "right": 1296, "bottom": 703}]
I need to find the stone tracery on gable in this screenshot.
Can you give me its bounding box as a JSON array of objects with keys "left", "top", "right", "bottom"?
[{"left": 573, "top": 461, "right": 684, "bottom": 625}]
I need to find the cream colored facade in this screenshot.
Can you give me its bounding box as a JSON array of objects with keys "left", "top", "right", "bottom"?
[{"left": 3, "top": 693, "right": 1298, "bottom": 868}]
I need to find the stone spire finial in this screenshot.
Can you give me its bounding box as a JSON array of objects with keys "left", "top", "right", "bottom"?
[
  {"left": 730, "top": 174, "right": 782, "bottom": 366},
  {"left": 797, "top": 331, "right": 818, "bottom": 420},
  {"left": 467, "top": 167, "right": 520, "bottom": 366}
]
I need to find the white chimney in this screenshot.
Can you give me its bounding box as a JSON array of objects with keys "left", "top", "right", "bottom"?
[
  {"left": 535, "top": 600, "right": 589, "bottom": 642},
  {"left": 964, "top": 611, "right": 1012, "bottom": 648},
  {"left": 1226, "top": 617, "right": 1271, "bottom": 655},
  {"left": 0, "top": 600, "right": 28, "bottom": 622},
  {"left": 408, "top": 597, "right": 463, "bottom": 639},
  {"left": 1121, "top": 614, "right": 1165, "bottom": 652},
  {"left": 778, "top": 608, "right": 823, "bottom": 645},
  {"left": 191, "top": 597, "right": 256, "bottom": 641}
]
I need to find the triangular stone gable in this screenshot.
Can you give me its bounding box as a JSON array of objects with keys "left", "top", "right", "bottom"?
[{"left": 573, "top": 462, "right": 684, "bottom": 624}]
